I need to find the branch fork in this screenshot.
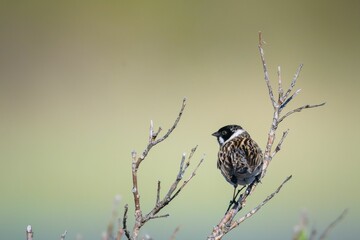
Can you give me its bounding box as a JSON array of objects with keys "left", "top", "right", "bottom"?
[{"left": 124, "top": 98, "right": 204, "bottom": 240}]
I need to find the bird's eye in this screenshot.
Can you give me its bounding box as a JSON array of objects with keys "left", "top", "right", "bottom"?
[{"left": 221, "top": 130, "right": 227, "bottom": 135}]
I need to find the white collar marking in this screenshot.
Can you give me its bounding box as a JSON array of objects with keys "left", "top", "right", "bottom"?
[{"left": 222, "top": 129, "right": 246, "bottom": 146}]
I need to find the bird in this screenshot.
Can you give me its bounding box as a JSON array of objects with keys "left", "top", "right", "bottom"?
[{"left": 212, "top": 124, "right": 264, "bottom": 200}]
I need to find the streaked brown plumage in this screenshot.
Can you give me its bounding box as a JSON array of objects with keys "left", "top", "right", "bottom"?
[{"left": 212, "top": 125, "right": 263, "bottom": 187}]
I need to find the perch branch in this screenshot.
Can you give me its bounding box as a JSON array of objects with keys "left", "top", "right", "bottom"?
[
  {"left": 208, "top": 176, "right": 292, "bottom": 240},
  {"left": 230, "top": 175, "right": 292, "bottom": 230},
  {"left": 207, "top": 32, "right": 325, "bottom": 239}
]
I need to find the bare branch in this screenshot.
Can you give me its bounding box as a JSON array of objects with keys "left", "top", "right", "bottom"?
[
  {"left": 149, "top": 120, "right": 154, "bottom": 142},
  {"left": 122, "top": 204, "right": 131, "bottom": 240},
  {"left": 170, "top": 154, "right": 205, "bottom": 202},
  {"left": 116, "top": 218, "right": 125, "bottom": 240},
  {"left": 127, "top": 98, "right": 204, "bottom": 240},
  {"left": 280, "top": 88, "right": 301, "bottom": 110},
  {"left": 154, "top": 98, "right": 186, "bottom": 145},
  {"left": 129, "top": 99, "right": 189, "bottom": 240},
  {"left": 156, "top": 181, "right": 161, "bottom": 205},
  {"left": 169, "top": 226, "right": 180, "bottom": 240},
  {"left": 144, "top": 148, "right": 204, "bottom": 220},
  {"left": 277, "top": 66, "right": 284, "bottom": 101},
  {"left": 208, "top": 32, "right": 325, "bottom": 239},
  {"left": 278, "top": 102, "right": 326, "bottom": 124},
  {"left": 148, "top": 213, "right": 170, "bottom": 220},
  {"left": 178, "top": 153, "right": 187, "bottom": 180},
  {"left": 133, "top": 148, "right": 203, "bottom": 238},
  {"left": 138, "top": 98, "right": 187, "bottom": 166},
  {"left": 282, "top": 64, "right": 303, "bottom": 102},
  {"left": 258, "top": 32, "right": 276, "bottom": 107},
  {"left": 230, "top": 175, "right": 292, "bottom": 230},
  {"left": 208, "top": 180, "right": 258, "bottom": 240},
  {"left": 152, "top": 124, "right": 162, "bottom": 141},
  {"left": 271, "top": 129, "right": 289, "bottom": 158},
  {"left": 319, "top": 209, "right": 348, "bottom": 240}
]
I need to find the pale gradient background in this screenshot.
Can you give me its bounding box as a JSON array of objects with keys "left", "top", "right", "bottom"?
[{"left": 1, "top": 1, "right": 359, "bottom": 239}]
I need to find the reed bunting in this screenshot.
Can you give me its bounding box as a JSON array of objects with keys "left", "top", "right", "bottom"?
[{"left": 212, "top": 125, "right": 264, "bottom": 194}]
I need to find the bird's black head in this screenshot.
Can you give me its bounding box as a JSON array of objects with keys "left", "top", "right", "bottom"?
[{"left": 212, "top": 125, "right": 245, "bottom": 146}]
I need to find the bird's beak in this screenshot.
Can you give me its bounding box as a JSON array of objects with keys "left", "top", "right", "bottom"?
[{"left": 212, "top": 132, "right": 220, "bottom": 137}]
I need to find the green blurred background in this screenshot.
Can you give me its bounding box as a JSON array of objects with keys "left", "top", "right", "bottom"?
[{"left": 1, "top": 0, "right": 359, "bottom": 239}]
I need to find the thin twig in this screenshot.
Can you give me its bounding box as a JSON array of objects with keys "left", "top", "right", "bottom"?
[
  {"left": 178, "top": 153, "right": 187, "bottom": 180},
  {"left": 278, "top": 102, "right": 326, "bottom": 124},
  {"left": 116, "top": 218, "right": 125, "bottom": 240},
  {"left": 282, "top": 64, "right": 303, "bottom": 102},
  {"left": 153, "top": 98, "right": 186, "bottom": 145},
  {"left": 149, "top": 120, "right": 154, "bottom": 142},
  {"left": 319, "top": 209, "right": 348, "bottom": 240},
  {"left": 271, "top": 129, "right": 289, "bottom": 158},
  {"left": 148, "top": 213, "right": 170, "bottom": 220},
  {"left": 128, "top": 98, "right": 205, "bottom": 240},
  {"left": 169, "top": 226, "right": 181, "bottom": 240},
  {"left": 139, "top": 150, "right": 203, "bottom": 233},
  {"left": 280, "top": 88, "right": 301, "bottom": 110},
  {"left": 145, "top": 150, "right": 204, "bottom": 219},
  {"left": 230, "top": 175, "right": 292, "bottom": 229},
  {"left": 258, "top": 32, "right": 276, "bottom": 107},
  {"left": 156, "top": 181, "right": 161, "bottom": 204},
  {"left": 131, "top": 98, "right": 187, "bottom": 239},
  {"left": 122, "top": 204, "right": 131, "bottom": 240},
  {"left": 139, "top": 98, "right": 187, "bottom": 164},
  {"left": 277, "top": 66, "right": 284, "bottom": 101},
  {"left": 170, "top": 155, "right": 205, "bottom": 201}
]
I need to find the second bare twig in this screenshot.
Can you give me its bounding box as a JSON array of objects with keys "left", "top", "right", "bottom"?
[
  {"left": 169, "top": 226, "right": 180, "bottom": 240},
  {"left": 278, "top": 102, "right": 326, "bottom": 124},
  {"left": 127, "top": 98, "right": 204, "bottom": 240},
  {"left": 319, "top": 209, "right": 348, "bottom": 240},
  {"left": 123, "top": 204, "right": 131, "bottom": 240},
  {"left": 230, "top": 175, "right": 292, "bottom": 230}
]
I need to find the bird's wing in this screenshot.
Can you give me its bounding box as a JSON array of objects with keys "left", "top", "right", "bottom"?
[{"left": 232, "top": 134, "right": 263, "bottom": 174}]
